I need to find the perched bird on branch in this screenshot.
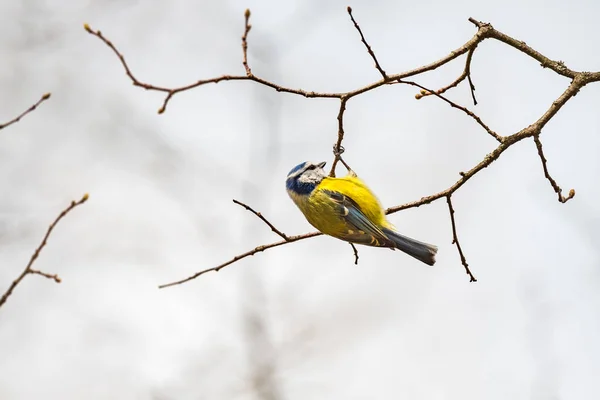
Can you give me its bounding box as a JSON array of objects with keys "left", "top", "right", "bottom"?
[{"left": 286, "top": 161, "right": 438, "bottom": 266}]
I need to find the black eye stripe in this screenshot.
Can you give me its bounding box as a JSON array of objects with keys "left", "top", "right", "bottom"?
[{"left": 287, "top": 164, "right": 317, "bottom": 179}]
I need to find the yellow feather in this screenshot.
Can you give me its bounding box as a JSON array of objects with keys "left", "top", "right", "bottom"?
[
  {"left": 286, "top": 165, "right": 437, "bottom": 265},
  {"left": 318, "top": 173, "right": 388, "bottom": 226},
  {"left": 290, "top": 172, "right": 391, "bottom": 238}
]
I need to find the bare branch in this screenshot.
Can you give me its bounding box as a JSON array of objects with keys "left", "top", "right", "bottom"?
[
  {"left": 347, "top": 6, "right": 388, "bottom": 80},
  {"left": 349, "top": 243, "right": 359, "bottom": 265},
  {"left": 86, "top": 12, "right": 600, "bottom": 118},
  {"left": 466, "top": 57, "right": 478, "bottom": 105},
  {"left": 84, "top": 13, "right": 488, "bottom": 113},
  {"left": 28, "top": 269, "right": 62, "bottom": 283},
  {"left": 87, "top": 12, "right": 599, "bottom": 286},
  {"left": 233, "top": 199, "right": 289, "bottom": 240},
  {"left": 400, "top": 79, "right": 502, "bottom": 142},
  {"left": 533, "top": 135, "right": 575, "bottom": 203},
  {"left": 386, "top": 73, "right": 594, "bottom": 214},
  {"left": 159, "top": 71, "right": 599, "bottom": 287},
  {"left": 0, "top": 193, "right": 89, "bottom": 310},
  {"left": 416, "top": 47, "right": 478, "bottom": 105},
  {"left": 158, "top": 232, "right": 323, "bottom": 289},
  {"left": 0, "top": 93, "right": 51, "bottom": 131},
  {"left": 468, "top": 18, "right": 579, "bottom": 79},
  {"left": 446, "top": 196, "right": 476, "bottom": 282},
  {"left": 84, "top": 22, "right": 341, "bottom": 115},
  {"left": 329, "top": 97, "right": 349, "bottom": 177},
  {"left": 242, "top": 9, "right": 252, "bottom": 76}
]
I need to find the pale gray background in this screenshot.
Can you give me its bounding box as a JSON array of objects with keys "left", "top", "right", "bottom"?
[{"left": 1, "top": 0, "right": 599, "bottom": 399}]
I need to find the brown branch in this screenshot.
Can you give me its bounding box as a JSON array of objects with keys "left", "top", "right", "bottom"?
[
  {"left": 466, "top": 65, "right": 477, "bottom": 105},
  {"left": 415, "top": 47, "right": 478, "bottom": 105},
  {"left": 468, "top": 18, "right": 578, "bottom": 79},
  {"left": 242, "top": 9, "right": 252, "bottom": 76},
  {"left": 83, "top": 13, "right": 491, "bottom": 113},
  {"left": 87, "top": 12, "right": 598, "bottom": 287},
  {"left": 399, "top": 79, "right": 502, "bottom": 142},
  {"left": 160, "top": 198, "right": 360, "bottom": 288},
  {"left": 0, "top": 193, "right": 89, "bottom": 310},
  {"left": 28, "top": 269, "right": 62, "bottom": 282},
  {"left": 446, "top": 196, "right": 476, "bottom": 282},
  {"left": 0, "top": 93, "right": 51, "bottom": 131},
  {"left": 158, "top": 232, "right": 323, "bottom": 288},
  {"left": 84, "top": 22, "right": 341, "bottom": 115},
  {"left": 85, "top": 13, "right": 597, "bottom": 116},
  {"left": 533, "top": 134, "right": 575, "bottom": 203},
  {"left": 385, "top": 72, "right": 596, "bottom": 214},
  {"left": 329, "top": 97, "right": 349, "bottom": 177},
  {"left": 233, "top": 199, "right": 289, "bottom": 240},
  {"left": 347, "top": 6, "right": 388, "bottom": 80},
  {"left": 159, "top": 71, "right": 599, "bottom": 288},
  {"left": 349, "top": 243, "right": 359, "bottom": 265}
]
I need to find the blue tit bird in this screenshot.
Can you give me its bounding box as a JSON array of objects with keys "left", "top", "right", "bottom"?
[{"left": 286, "top": 161, "right": 438, "bottom": 266}]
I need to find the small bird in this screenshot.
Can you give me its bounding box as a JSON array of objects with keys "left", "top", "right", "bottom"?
[{"left": 286, "top": 161, "right": 438, "bottom": 266}]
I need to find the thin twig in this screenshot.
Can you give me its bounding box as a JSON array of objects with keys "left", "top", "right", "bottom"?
[
  {"left": 158, "top": 232, "right": 323, "bottom": 288},
  {"left": 28, "top": 269, "right": 61, "bottom": 282},
  {"left": 533, "top": 134, "right": 575, "bottom": 203},
  {"left": 386, "top": 74, "right": 589, "bottom": 214},
  {"left": 446, "top": 196, "right": 476, "bottom": 282},
  {"left": 330, "top": 97, "right": 349, "bottom": 177},
  {"left": 89, "top": 12, "right": 600, "bottom": 286},
  {"left": 83, "top": 14, "right": 485, "bottom": 114},
  {"left": 84, "top": 22, "right": 340, "bottom": 115},
  {"left": 0, "top": 93, "right": 51, "bottom": 131},
  {"left": 242, "top": 9, "right": 252, "bottom": 76},
  {"left": 468, "top": 18, "right": 578, "bottom": 79},
  {"left": 233, "top": 199, "right": 289, "bottom": 240},
  {"left": 464, "top": 46, "right": 478, "bottom": 105},
  {"left": 416, "top": 47, "right": 478, "bottom": 105},
  {"left": 400, "top": 79, "right": 503, "bottom": 142},
  {"left": 347, "top": 6, "right": 388, "bottom": 80},
  {"left": 85, "top": 14, "right": 597, "bottom": 116},
  {"left": 159, "top": 74, "right": 595, "bottom": 287},
  {"left": 0, "top": 193, "right": 89, "bottom": 310},
  {"left": 419, "top": 48, "right": 477, "bottom": 104},
  {"left": 349, "top": 243, "right": 359, "bottom": 265}
]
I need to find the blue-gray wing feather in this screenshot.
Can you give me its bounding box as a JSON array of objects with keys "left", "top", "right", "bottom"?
[{"left": 322, "top": 189, "right": 394, "bottom": 247}]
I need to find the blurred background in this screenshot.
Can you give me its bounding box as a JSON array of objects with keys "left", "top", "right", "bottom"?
[{"left": 1, "top": 0, "right": 599, "bottom": 399}]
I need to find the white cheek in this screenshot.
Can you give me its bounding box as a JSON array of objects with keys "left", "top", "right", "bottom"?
[{"left": 299, "top": 175, "right": 313, "bottom": 184}]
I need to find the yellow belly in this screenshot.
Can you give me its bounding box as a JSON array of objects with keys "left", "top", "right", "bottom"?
[{"left": 291, "top": 174, "right": 390, "bottom": 238}]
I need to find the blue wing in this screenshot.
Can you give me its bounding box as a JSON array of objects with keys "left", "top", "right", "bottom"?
[{"left": 322, "top": 189, "right": 395, "bottom": 248}]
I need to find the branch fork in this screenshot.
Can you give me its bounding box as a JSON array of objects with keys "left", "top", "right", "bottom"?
[{"left": 82, "top": 9, "right": 599, "bottom": 287}]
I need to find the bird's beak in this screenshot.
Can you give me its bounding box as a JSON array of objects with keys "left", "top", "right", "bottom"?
[{"left": 317, "top": 161, "right": 327, "bottom": 168}]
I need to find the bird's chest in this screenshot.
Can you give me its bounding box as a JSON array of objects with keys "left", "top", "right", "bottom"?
[{"left": 290, "top": 191, "right": 346, "bottom": 235}]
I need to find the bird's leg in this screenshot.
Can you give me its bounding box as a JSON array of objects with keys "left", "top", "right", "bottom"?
[{"left": 332, "top": 145, "right": 356, "bottom": 177}]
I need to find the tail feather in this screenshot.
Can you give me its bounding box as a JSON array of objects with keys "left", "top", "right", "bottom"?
[{"left": 381, "top": 227, "right": 437, "bottom": 266}]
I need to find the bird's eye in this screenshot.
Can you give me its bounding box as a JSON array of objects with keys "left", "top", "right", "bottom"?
[{"left": 307, "top": 165, "right": 316, "bottom": 170}]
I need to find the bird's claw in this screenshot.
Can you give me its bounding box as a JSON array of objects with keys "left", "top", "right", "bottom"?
[{"left": 333, "top": 144, "right": 345, "bottom": 157}]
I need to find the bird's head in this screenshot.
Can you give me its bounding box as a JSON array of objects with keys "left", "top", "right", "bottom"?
[{"left": 286, "top": 161, "right": 327, "bottom": 195}]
